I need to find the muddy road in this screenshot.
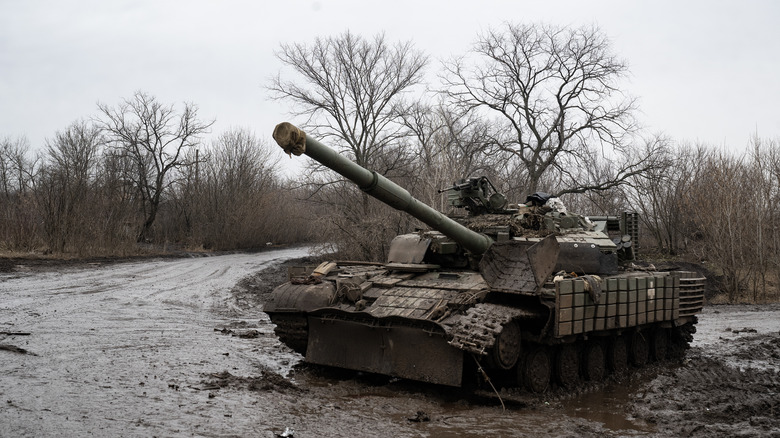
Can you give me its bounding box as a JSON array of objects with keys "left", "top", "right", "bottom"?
[{"left": 1, "top": 249, "right": 779, "bottom": 437}]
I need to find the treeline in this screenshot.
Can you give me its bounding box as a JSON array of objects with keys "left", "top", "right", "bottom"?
[
  {"left": 1, "top": 95, "right": 778, "bottom": 302},
  {"left": 627, "top": 140, "right": 780, "bottom": 303},
  {"left": 0, "top": 94, "right": 312, "bottom": 256}
]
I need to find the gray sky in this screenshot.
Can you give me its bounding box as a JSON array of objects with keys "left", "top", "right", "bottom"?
[{"left": 1, "top": 0, "right": 778, "bottom": 168}]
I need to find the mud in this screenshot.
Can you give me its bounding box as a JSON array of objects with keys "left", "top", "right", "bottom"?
[
  {"left": 631, "top": 305, "right": 780, "bottom": 437},
  {"left": 1, "top": 249, "right": 779, "bottom": 437}
]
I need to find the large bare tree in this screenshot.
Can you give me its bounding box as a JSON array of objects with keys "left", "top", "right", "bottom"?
[
  {"left": 97, "top": 91, "right": 213, "bottom": 242},
  {"left": 442, "top": 23, "right": 654, "bottom": 196},
  {"left": 269, "top": 31, "right": 428, "bottom": 171}
]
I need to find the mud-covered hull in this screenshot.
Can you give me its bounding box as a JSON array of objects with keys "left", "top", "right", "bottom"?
[{"left": 264, "top": 262, "right": 706, "bottom": 391}]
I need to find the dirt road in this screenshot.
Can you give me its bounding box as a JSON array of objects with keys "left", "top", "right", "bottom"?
[
  {"left": 0, "top": 249, "right": 307, "bottom": 437},
  {"left": 1, "top": 249, "right": 778, "bottom": 437}
]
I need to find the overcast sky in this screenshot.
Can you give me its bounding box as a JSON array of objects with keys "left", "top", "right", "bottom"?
[{"left": 1, "top": 0, "right": 778, "bottom": 169}]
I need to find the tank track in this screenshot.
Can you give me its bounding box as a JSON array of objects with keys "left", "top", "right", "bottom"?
[
  {"left": 668, "top": 319, "right": 697, "bottom": 360},
  {"left": 268, "top": 313, "right": 308, "bottom": 355},
  {"left": 508, "top": 320, "right": 700, "bottom": 393},
  {"left": 443, "top": 303, "right": 537, "bottom": 355}
]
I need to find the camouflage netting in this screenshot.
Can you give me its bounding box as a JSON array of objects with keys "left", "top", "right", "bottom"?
[{"left": 459, "top": 213, "right": 556, "bottom": 238}]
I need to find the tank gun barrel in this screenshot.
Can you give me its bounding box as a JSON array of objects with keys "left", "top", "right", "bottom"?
[{"left": 272, "top": 122, "right": 494, "bottom": 255}]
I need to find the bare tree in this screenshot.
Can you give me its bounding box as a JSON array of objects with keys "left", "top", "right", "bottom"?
[
  {"left": 622, "top": 141, "right": 707, "bottom": 254},
  {"left": 97, "top": 91, "right": 213, "bottom": 242},
  {"left": 747, "top": 136, "right": 780, "bottom": 301},
  {"left": 0, "top": 136, "right": 36, "bottom": 197},
  {"left": 442, "top": 23, "right": 651, "bottom": 196},
  {"left": 269, "top": 31, "right": 428, "bottom": 171},
  {"left": 35, "top": 121, "right": 102, "bottom": 253},
  {"left": 685, "top": 152, "right": 753, "bottom": 301},
  {"left": 0, "top": 136, "right": 39, "bottom": 250},
  {"left": 197, "top": 128, "right": 281, "bottom": 249}
]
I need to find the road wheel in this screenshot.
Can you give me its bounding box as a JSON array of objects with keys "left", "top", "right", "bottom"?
[
  {"left": 629, "top": 331, "right": 649, "bottom": 367},
  {"left": 491, "top": 321, "right": 522, "bottom": 370},
  {"left": 582, "top": 341, "right": 606, "bottom": 381},
  {"left": 607, "top": 335, "right": 628, "bottom": 373},
  {"left": 521, "top": 346, "right": 551, "bottom": 394},
  {"left": 650, "top": 327, "right": 669, "bottom": 362},
  {"left": 554, "top": 344, "right": 580, "bottom": 389}
]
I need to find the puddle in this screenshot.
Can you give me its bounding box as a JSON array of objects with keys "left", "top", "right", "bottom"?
[{"left": 561, "top": 379, "right": 654, "bottom": 434}]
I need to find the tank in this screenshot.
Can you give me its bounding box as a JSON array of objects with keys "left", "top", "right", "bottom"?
[{"left": 264, "top": 122, "right": 705, "bottom": 392}]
